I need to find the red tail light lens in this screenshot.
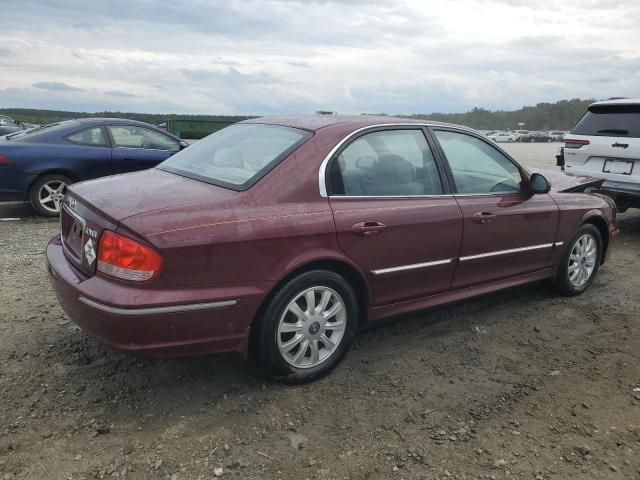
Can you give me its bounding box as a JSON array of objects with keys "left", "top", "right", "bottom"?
[
  {"left": 97, "top": 230, "right": 163, "bottom": 281},
  {"left": 0, "top": 154, "right": 12, "bottom": 166},
  {"left": 565, "top": 139, "right": 590, "bottom": 149}
]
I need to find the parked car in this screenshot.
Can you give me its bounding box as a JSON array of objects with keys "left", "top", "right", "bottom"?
[
  {"left": 488, "top": 131, "right": 517, "bottom": 142},
  {"left": 549, "top": 131, "right": 567, "bottom": 142},
  {"left": 0, "top": 118, "right": 188, "bottom": 216},
  {"left": 46, "top": 115, "right": 617, "bottom": 383},
  {"left": 0, "top": 115, "right": 26, "bottom": 136},
  {"left": 519, "top": 131, "right": 553, "bottom": 142},
  {"left": 558, "top": 98, "right": 640, "bottom": 211}
]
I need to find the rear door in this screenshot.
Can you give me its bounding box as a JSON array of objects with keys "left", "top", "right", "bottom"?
[
  {"left": 327, "top": 127, "right": 463, "bottom": 306},
  {"left": 108, "top": 125, "right": 180, "bottom": 173},
  {"left": 564, "top": 104, "right": 640, "bottom": 188},
  {"left": 431, "top": 128, "right": 559, "bottom": 289}
]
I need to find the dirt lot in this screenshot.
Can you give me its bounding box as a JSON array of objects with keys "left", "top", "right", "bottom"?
[{"left": 1, "top": 146, "right": 639, "bottom": 479}]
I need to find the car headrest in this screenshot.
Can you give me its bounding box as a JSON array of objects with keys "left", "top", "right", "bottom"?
[{"left": 374, "top": 154, "right": 415, "bottom": 183}]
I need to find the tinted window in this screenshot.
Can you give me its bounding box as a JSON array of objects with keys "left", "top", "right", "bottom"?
[
  {"left": 572, "top": 105, "right": 640, "bottom": 138},
  {"left": 109, "top": 125, "right": 179, "bottom": 152},
  {"left": 329, "top": 130, "right": 443, "bottom": 196},
  {"left": 67, "top": 127, "right": 107, "bottom": 146},
  {"left": 159, "top": 124, "right": 312, "bottom": 190},
  {"left": 434, "top": 130, "right": 521, "bottom": 194}
]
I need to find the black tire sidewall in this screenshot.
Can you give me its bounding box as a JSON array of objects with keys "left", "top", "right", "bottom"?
[
  {"left": 256, "top": 270, "right": 358, "bottom": 383},
  {"left": 29, "top": 174, "right": 71, "bottom": 217},
  {"left": 555, "top": 224, "right": 602, "bottom": 296}
]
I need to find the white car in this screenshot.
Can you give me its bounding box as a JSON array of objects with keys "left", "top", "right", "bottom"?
[
  {"left": 559, "top": 98, "right": 640, "bottom": 211},
  {"left": 488, "top": 131, "right": 517, "bottom": 142}
]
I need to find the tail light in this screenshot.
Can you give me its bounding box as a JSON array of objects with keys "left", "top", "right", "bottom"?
[
  {"left": 565, "top": 139, "right": 590, "bottom": 149},
  {"left": 97, "top": 230, "right": 163, "bottom": 281},
  {"left": 0, "top": 154, "right": 11, "bottom": 166}
]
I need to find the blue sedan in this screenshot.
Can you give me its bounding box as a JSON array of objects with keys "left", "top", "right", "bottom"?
[{"left": 0, "top": 118, "right": 188, "bottom": 216}]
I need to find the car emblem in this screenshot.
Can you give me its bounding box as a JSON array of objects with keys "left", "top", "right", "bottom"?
[
  {"left": 612, "top": 142, "right": 629, "bottom": 149},
  {"left": 84, "top": 238, "right": 96, "bottom": 266},
  {"left": 67, "top": 197, "right": 77, "bottom": 209}
]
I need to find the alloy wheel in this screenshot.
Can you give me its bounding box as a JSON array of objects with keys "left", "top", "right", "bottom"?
[
  {"left": 568, "top": 233, "right": 597, "bottom": 287},
  {"left": 276, "top": 286, "right": 347, "bottom": 369},
  {"left": 38, "top": 180, "right": 67, "bottom": 214}
]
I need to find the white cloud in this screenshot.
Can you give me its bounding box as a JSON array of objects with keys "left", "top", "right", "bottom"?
[{"left": 0, "top": 0, "right": 638, "bottom": 114}]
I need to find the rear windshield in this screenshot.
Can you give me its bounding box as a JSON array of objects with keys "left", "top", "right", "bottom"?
[
  {"left": 158, "top": 124, "right": 312, "bottom": 190},
  {"left": 5, "top": 121, "right": 77, "bottom": 140},
  {"left": 572, "top": 105, "right": 640, "bottom": 138}
]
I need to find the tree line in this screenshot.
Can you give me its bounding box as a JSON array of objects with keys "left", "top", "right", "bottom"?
[
  {"left": 409, "top": 98, "right": 594, "bottom": 131},
  {"left": 1, "top": 98, "right": 595, "bottom": 131}
]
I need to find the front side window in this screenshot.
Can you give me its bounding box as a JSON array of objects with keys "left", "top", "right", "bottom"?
[
  {"left": 329, "top": 129, "right": 443, "bottom": 196},
  {"left": 109, "top": 125, "right": 180, "bottom": 152},
  {"left": 159, "top": 124, "right": 312, "bottom": 190},
  {"left": 433, "top": 130, "right": 522, "bottom": 194},
  {"left": 67, "top": 127, "right": 107, "bottom": 146}
]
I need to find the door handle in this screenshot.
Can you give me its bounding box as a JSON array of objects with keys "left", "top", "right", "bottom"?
[
  {"left": 351, "top": 221, "right": 386, "bottom": 236},
  {"left": 472, "top": 212, "right": 496, "bottom": 224}
]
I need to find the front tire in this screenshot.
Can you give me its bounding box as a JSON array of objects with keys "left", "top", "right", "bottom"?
[
  {"left": 254, "top": 270, "right": 358, "bottom": 383},
  {"left": 554, "top": 224, "right": 602, "bottom": 296},
  {"left": 29, "top": 174, "right": 71, "bottom": 217}
]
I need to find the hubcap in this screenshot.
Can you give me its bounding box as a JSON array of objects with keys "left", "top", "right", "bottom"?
[
  {"left": 277, "top": 286, "right": 347, "bottom": 369},
  {"left": 38, "top": 180, "right": 67, "bottom": 213},
  {"left": 568, "top": 233, "right": 597, "bottom": 287}
]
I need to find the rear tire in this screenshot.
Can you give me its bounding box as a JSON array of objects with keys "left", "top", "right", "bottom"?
[
  {"left": 29, "top": 174, "right": 71, "bottom": 217},
  {"left": 253, "top": 270, "right": 358, "bottom": 383},
  {"left": 553, "top": 224, "right": 602, "bottom": 296}
]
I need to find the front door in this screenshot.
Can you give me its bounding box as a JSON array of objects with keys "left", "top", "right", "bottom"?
[
  {"left": 326, "top": 128, "right": 463, "bottom": 306},
  {"left": 431, "top": 128, "right": 559, "bottom": 289}
]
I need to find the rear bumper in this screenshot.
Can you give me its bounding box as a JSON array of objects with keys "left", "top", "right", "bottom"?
[{"left": 46, "top": 236, "right": 267, "bottom": 358}]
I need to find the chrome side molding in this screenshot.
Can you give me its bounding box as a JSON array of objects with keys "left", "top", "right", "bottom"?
[{"left": 78, "top": 296, "right": 238, "bottom": 316}]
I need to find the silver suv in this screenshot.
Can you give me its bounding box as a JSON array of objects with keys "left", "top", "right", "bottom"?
[{"left": 558, "top": 98, "right": 640, "bottom": 211}]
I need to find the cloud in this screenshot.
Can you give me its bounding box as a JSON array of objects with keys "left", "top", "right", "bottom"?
[
  {"left": 32, "top": 81, "right": 84, "bottom": 92},
  {"left": 0, "top": 0, "right": 638, "bottom": 115},
  {"left": 103, "top": 90, "right": 138, "bottom": 98}
]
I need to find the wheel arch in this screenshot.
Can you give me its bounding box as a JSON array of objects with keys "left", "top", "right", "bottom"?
[
  {"left": 247, "top": 257, "right": 371, "bottom": 356},
  {"left": 581, "top": 213, "right": 609, "bottom": 264},
  {"left": 28, "top": 169, "right": 77, "bottom": 193}
]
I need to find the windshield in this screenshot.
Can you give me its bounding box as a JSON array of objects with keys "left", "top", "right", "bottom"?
[{"left": 158, "top": 124, "right": 312, "bottom": 190}]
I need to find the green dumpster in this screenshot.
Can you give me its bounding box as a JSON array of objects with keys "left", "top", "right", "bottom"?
[{"left": 166, "top": 119, "right": 236, "bottom": 139}]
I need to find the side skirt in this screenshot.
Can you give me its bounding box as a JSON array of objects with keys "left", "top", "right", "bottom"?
[{"left": 368, "top": 268, "right": 554, "bottom": 322}]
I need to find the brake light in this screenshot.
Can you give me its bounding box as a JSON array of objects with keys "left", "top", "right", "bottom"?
[
  {"left": 565, "top": 139, "right": 590, "bottom": 149},
  {"left": 0, "top": 154, "right": 11, "bottom": 166},
  {"left": 97, "top": 230, "right": 163, "bottom": 281}
]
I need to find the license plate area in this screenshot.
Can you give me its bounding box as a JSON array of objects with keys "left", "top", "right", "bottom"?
[
  {"left": 61, "top": 205, "right": 86, "bottom": 263},
  {"left": 603, "top": 159, "right": 634, "bottom": 175}
]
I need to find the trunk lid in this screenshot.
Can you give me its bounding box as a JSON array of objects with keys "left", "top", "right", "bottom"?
[{"left": 61, "top": 168, "right": 237, "bottom": 277}]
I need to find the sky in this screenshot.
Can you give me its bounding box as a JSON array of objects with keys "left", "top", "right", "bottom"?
[{"left": 0, "top": 0, "right": 638, "bottom": 116}]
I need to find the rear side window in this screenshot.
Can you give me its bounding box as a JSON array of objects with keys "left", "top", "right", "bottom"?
[
  {"left": 67, "top": 127, "right": 108, "bottom": 146},
  {"left": 329, "top": 129, "right": 443, "bottom": 196},
  {"left": 572, "top": 105, "right": 640, "bottom": 138},
  {"left": 109, "top": 125, "right": 180, "bottom": 152}
]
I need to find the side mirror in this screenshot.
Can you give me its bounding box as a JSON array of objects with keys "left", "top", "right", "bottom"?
[
  {"left": 179, "top": 141, "right": 189, "bottom": 150},
  {"left": 529, "top": 172, "right": 551, "bottom": 194}
]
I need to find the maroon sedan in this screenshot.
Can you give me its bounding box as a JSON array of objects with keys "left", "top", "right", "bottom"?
[{"left": 46, "top": 116, "right": 617, "bottom": 382}]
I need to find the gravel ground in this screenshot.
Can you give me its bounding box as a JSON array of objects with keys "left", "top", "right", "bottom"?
[{"left": 1, "top": 145, "right": 639, "bottom": 479}]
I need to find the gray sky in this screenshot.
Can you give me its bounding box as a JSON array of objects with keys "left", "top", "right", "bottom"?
[{"left": 0, "top": 0, "right": 638, "bottom": 115}]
